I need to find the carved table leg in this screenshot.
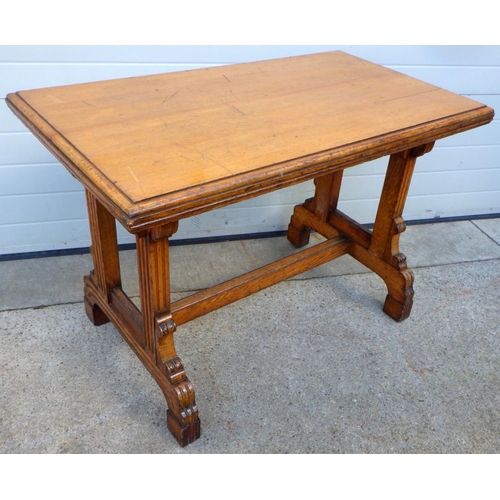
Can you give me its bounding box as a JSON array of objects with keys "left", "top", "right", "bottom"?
[
  {"left": 136, "top": 223, "right": 200, "bottom": 446},
  {"left": 287, "top": 145, "right": 435, "bottom": 322},
  {"left": 287, "top": 170, "right": 343, "bottom": 247},
  {"left": 368, "top": 143, "right": 434, "bottom": 321},
  {"left": 84, "top": 190, "right": 121, "bottom": 326},
  {"left": 83, "top": 195, "right": 199, "bottom": 446}
]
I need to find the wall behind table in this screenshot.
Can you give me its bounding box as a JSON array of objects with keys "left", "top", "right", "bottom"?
[{"left": 1, "top": 46, "right": 498, "bottom": 256}]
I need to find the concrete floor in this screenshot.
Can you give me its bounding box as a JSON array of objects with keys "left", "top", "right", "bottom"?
[{"left": 1, "top": 218, "right": 500, "bottom": 453}]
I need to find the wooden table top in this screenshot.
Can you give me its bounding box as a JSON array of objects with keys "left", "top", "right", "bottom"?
[{"left": 7, "top": 50, "right": 494, "bottom": 231}]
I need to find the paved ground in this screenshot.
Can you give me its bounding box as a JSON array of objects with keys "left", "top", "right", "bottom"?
[{"left": 1, "top": 218, "right": 500, "bottom": 453}]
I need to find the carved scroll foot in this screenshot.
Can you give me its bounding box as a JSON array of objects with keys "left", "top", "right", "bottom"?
[
  {"left": 156, "top": 315, "right": 200, "bottom": 446},
  {"left": 381, "top": 253, "right": 415, "bottom": 322},
  {"left": 163, "top": 356, "right": 201, "bottom": 447}
]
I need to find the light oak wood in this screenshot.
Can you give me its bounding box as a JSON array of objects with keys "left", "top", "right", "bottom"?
[
  {"left": 170, "top": 235, "right": 349, "bottom": 327},
  {"left": 288, "top": 171, "right": 344, "bottom": 246},
  {"left": 6, "top": 51, "right": 493, "bottom": 232},
  {"left": 6, "top": 50, "right": 494, "bottom": 446},
  {"left": 84, "top": 190, "right": 121, "bottom": 326}
]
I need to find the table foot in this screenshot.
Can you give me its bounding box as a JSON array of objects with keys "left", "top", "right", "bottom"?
[
  {"left": 154, "top": 315, "right": 201, "bottom": 446},
  {"left": 287, "top": 214, "right": 311, "bottom": 248},
  {"left": 161, "top": 355, "right": 200, "bottom": 446},
  {"left": 84, "top": 273, "right": 111, "bottom": 326},
  {"left": 167, "top": 410, "right": 201, "bottom": 447},
  {"left": 348, "top": 236, "right": 415, "bottom": 322},
  {"left": 84, "top": 297, "right": 110, "bottom": 326},
  {"left": 383, "top": 293, "right": 413, "bottom": 322},
  {"left": 380, "top": 251, "right": 415, "bottom": 321}
]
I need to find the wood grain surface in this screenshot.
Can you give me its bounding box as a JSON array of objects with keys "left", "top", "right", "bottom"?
[{"left": 6, "top": 50, "right": 494, "bottom": 232}]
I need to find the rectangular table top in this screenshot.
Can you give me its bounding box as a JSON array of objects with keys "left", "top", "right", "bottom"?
[{"left": 7, "top": 50, "right": 494, "bottom": 232}]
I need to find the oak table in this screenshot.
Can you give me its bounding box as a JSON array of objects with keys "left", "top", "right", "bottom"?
[{"left": 6, "top": 51, "right": 494, "bottom": 447}]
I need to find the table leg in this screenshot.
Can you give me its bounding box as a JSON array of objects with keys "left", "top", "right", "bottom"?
[
  {"left": 367, "top": 143, "right": 434, "bottom": 320},
  {"left": 84, "top": 190, "right": 121, "bottom": 326},
  {"left": 288, "top": 170, "right": 344, "bottom": 247},
  {"left": 83, "top": 194, "right": 199, "bottom": 445},
  {"left": 287, "top": 144, "right": 434, "bottom": 322},
  {"left": 136, "top": 224, "right": 201, "bottom": 446},
  {"left": 81, "top": 144, "right": 432, "bottom": 445}
]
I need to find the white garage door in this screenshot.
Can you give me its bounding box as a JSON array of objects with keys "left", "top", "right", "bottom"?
[{"left": 1, "top": 45, "right": 499, "bottom": 256}]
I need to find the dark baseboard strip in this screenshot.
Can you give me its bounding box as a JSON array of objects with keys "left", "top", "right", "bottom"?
[
  {"left": 1, "top": 213, "right": 499, "bottom": 262},
  {"left": 404, "top": 213, "right": 500, "bottom": 226}
]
